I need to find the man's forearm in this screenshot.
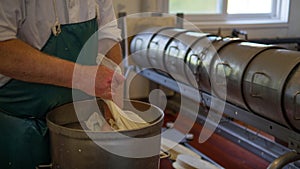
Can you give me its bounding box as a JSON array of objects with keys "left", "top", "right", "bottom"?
[
  {"left": 0, "top": 39, "right": 77, "bottom": 88},
  {"left": 98, "top": 39, "right": 124, "bottom": 107},
  {"left": 0, "top": 39, "right": 124, "bottom": 100},
  {"left": 106, "top": 43, "right": 122, "bottom": 65},
  {"left": 98, "top": 39, "right": 123, "bottom": 65}
]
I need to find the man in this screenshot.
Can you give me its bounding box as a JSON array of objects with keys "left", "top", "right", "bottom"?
[{"left": 0, "top": 0, "right": 124, "bottom": 168}]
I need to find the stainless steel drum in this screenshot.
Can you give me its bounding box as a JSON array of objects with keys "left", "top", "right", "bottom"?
[
  {"left": 185, "top": 35, "right": 220, "bottom": 90},
  {"left": 47, "top": 99, "right": 164, "bottom": 169},
  {"left": 210, "top": 42, "right": 281, "bottom": 109},
  {"left": 147, "top": 28, "right": 187, "bottom": 71},
  {"left": 284, "top": 63, "right": 300, "bottom": 131},
  {"left": 212, "top": 37, "right": 244, "bottom": 51},
  {"left": 164, "top": 31, "right": 209, "bottom": 85},
  {"left": 130, "top": 27, "right": 168, "bottom": 68},
  {"left": 243, "top": 49, "right": 300, "bottom": 128},
  {"left": 193, "top": 37, "right": 244, "bottom": 93}
]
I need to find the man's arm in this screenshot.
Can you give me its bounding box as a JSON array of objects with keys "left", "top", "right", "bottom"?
[
  {"left": 0, "top": 39, "right": 124, "bottom": 99},
  {"left": 98, "top": 39, "right": 123, "bottom": 65},
  {"left": 98, "top": 39, "right": 124, "bottom": 107}
]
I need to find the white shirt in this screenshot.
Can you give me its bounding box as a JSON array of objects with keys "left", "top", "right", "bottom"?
[{"left": 0, "top": 0, "right": 121, "bottom": 86}]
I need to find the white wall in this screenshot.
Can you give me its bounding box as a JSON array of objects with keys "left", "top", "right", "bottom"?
[
  {"left": 113, "top": 0, "right": 300, "bottom": 39},
  {"left": 113, "top": 0, "right": 157, "bottom": 15},
  {"left": 287, "top": 0, "right": 300, "bottom": 37},
  {"left": 112, "top": 0, "right": 142, "bottom": 15}
]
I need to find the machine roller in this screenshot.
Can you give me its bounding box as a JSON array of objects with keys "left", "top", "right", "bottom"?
[{"left": 130, "top": 27, "right": 300, "bottom": 132}]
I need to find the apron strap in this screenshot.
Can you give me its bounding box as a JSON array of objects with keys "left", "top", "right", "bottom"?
[
  {"left": 95, "top": 0, "right": 100, "bottom": 23},
  {"left": 51, "top": 0, "right": 61, "bottom": 36}
]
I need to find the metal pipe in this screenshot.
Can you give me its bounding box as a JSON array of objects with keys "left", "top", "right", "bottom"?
[{"left": 267, "top": 151, "right": 300, "bottom": 169}]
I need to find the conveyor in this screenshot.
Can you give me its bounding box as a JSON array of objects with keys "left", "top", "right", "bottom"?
[{"left": 128, "top": 27, "right": 300, "bottom": 168}]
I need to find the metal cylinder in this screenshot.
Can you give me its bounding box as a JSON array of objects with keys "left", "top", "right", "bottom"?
[
  {"left": 147, "top": 28, "right": 187, "bottom": 71},
  {"left": 210, "top": 42, "right": 281, "bottom": 109},
  {"left": 284, "top": 63, "right": 300, "bottom": 130},
  {"left": 185, "top": 35, "right": 220, "bottom": 91},
  {"left": 243, "top": 49, "right": 300, "bottom": 128},
  {"left": 130, "top": 26, "right": 300, "bottom": 131},
  {"left": 197, "top": 37, "right": 244, "bottom": 94},
  {"left": 46, "top": 99, "right": 164, "bottom": 169},
  {"left": 130, "top": 27, "right": 167, "bottom": 68},
  {"left": 164, "top": 31, "right": 209, "bottom": 86}
]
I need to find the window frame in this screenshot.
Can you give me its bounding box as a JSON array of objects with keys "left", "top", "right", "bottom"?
[{"left": 157, "top": 0, "right": 290, "bottom": 28}]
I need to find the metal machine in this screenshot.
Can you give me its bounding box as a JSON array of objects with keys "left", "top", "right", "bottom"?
[{"left": 129, "top": 27, "right": 300, "bottom": 168}]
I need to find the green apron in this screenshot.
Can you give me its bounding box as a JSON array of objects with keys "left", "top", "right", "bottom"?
[{"left": 0, "top": 18, "right": 98, "bottom": 169}]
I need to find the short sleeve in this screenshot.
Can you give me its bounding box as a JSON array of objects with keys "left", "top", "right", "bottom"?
[
  {"left": 0, "top": 0, "right": 24, "bottom": 41},
  {"left": 97, "top": 0, "right": 121, "bottom": 42}
]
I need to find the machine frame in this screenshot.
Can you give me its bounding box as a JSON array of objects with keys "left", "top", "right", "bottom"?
[{"left": 134, "top": 67, "right": 300, "bottom": 169}]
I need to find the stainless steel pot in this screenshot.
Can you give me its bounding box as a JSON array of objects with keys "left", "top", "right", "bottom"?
[
  {"left": 210, "top": 42, "right": 281, "bottom": 109},
  {"left": 243, "top": 49, "right": 300, "bottom": 128},
  {"left": 164, "top": 31, "right": 209, "bottom": 85},
  {"left": 130, "top": 27, "right": 168, "bottom": 68},
  {"left": 46, "top": 99, "right": 164, "bottom": 169},
  {"left": 284, "top": 63, "right": 300, "bottom": 131}
]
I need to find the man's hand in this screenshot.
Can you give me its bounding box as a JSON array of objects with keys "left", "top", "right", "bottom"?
[{"left": 73, "top": 64, "right": 125, "bottom": 100}]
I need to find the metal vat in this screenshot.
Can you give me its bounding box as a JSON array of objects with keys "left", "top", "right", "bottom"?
[{"left": 47, "top": 99, "right": 164, "bottom": 169}]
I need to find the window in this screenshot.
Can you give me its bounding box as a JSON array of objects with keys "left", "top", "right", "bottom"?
[
  {"left": 169, "top": 0, "right": 222, "bottom": 14},
  {"left": 227, "top": 0, "right": 273, "bottom": 14},
  {"left": 160, "top": 0, "right": 290, "bottom": 27}
]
